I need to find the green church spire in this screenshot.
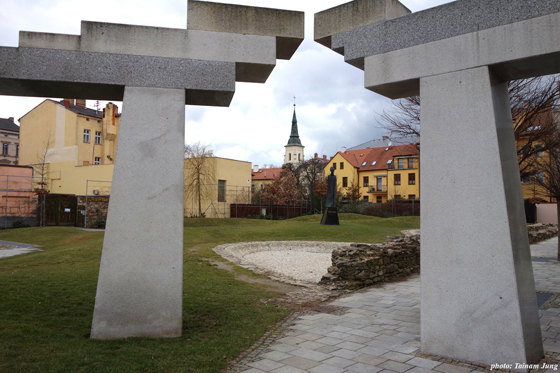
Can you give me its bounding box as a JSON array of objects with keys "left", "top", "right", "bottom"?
[{"left": 286, "top": 104, "right": 303, "bottom": 146}]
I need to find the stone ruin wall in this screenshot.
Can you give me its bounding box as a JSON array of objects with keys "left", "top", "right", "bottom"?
[
  {"left": 320, "top": 224, "right": 558, "bottom": 290},
  {"left": 77, "top": 196, "right": 109, "bottom": 228}
]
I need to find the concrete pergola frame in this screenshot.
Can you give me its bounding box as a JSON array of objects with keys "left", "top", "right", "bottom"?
[
  {"left": 0, "top": 0, "right": 304, "bottom": 339},
  {"left": 316, "top": 0, "right": 560, "bottom": 365}
]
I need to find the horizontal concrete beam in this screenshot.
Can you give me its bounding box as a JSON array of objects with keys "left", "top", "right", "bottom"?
[
  {"left": 187, "top": 0, "right": 304, "bottom": 60},
  {"left": 314, "top": 0, "right": 410, "bottom": 50},
  {"left": 0, "top": 47, "right": 235, "bottom": 106},
  {"left": 332, "top": 0, "right": 560, "bottom": 69},
  {"left": 364, "top": 12, "right": 560, "bottom": 99},
  {"left": 20, "top": 22, "right": 276, "bottom": 83}
]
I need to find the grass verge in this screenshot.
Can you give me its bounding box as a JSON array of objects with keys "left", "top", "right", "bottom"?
[{"left": 0, "top": 214, "right": 419, "bottom": 372}]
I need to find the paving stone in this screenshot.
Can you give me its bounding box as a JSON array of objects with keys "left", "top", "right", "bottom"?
[
  {"left": 352, "top": 354, "right": 389, "bottom": 366},
  {"left": 290, "top": 347, "right": 331, "bottom": 362},
  {"left": 276, "top": 336, "right": 305, "bottom": 346},
  {"left": 322, "top": 356, "right": 357, "bottom": 368},
  {"left": 280, "top": 356, "right": 320, "bottom": 370},
  {"left": 315, "top": 336, "right": 345, "bottom": 346},
  {"left": 434, "top": 363, "right": 473, "bottom": 373},
  {"left": 406, "top": 357, "right": 442, "bottom": 369},
  {"left": 261, "top": 351, "right": 294, "bottom": 362},
  {"left": 242, "top": 369, "right": 266, "bottom": 373},
  {"left": 298, "top": 333, "right": 325, "bottom": 341},
  {"left": 357, "top": 345, "right": 391, "bottom": 356},
  {"left": 248, "top": 359, "right": 285, "bottom": 371},
  {"left": 380, "top": 351, "right": 414, "bottom": 363},
  {"left": 269, "top": 344, "right": 299, "bottom": 353},
  {"left": 315, "top": 345, "right": 341, "bottom": 354},
  {"left": 298, "top": 341, "right": 327, "bottom": 350},
  {"left": 389, "top": 345, "right": 420, "bottom": 354},
  {"left": 336, "top": 341, "right": 365, "bottom": 351},
  {"left": 378, "top": 360, "right": 414, "bottom": 373},
  {"left": 309, "top": 364, "right": 346, "bottom": 373},
  {"left": 331, "top": 348, "right": 363, "bottom": 360},
  {"left": 344, "top": 335, "right": 372, "bottom": 344},
  {"left": 346, "top": 362, "right": 383, "bottom": 373},
  {"left": 270, "top": 365, "right": 307, "bottom": 373}
]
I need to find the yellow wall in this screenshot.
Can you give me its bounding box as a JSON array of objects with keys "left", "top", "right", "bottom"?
[
  {"left": 323, "top": 154, "right": 359, "bottom": 198},
  {"left": 387, "top": 156, "right": 420, "bottom": 200},
  {"left": 47, "top": 162, "right": 114, "bottom": 195},
  {"left": 359, "top": 170, "right": 389, "bottom": 203},
  {"left": 19, "top": 100, "right": 120, "bottom": 168},
  {"left": 184, "top": 157, "right": 252, "bottom": 218}
]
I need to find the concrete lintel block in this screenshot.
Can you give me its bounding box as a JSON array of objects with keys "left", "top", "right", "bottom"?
[
  {"left": 0, "top": 47, "right": 236, "bottom": 106},
  {"left": 187, "top": 0, "right": 304, "bottom": 60},
  {"left": 19, "top": 31, "right": 80, "bottom": 51},
  {"left": 91, "top": 86, "right": 185, "bottom": 339},
  {"left": 332, "top": 0, "right": 560, "bottom": 64},
  {"left": 420, "top": 66, "right": 543, "bottom": 365},
  {"left": 363, "top": 12, "right": 560, "bottom": 99},
  {"left": 314, "top": 0, "right": 410, "bottom": 49}
]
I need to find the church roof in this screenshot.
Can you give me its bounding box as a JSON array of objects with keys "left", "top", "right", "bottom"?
[{"left": 285, "top": 105, "right": 303, "bottom": 147}]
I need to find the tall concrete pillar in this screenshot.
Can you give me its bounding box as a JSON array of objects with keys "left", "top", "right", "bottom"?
[
  {"left": 91, "top": 87, "right": 186, "bottom": 339},
  {"left": 315, "top": 0, "right": 560, "bottom": 365},
  {"left": 420, "top": 66, "right": 543, "bottom": 363}
]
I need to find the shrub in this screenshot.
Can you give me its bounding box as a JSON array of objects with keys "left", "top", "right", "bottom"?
[
  {"left": 93, "top": 219, "right": 106, "bottom": 229},
  {"left": 11, "top": 220, "right": 30, "bottom": 229}
]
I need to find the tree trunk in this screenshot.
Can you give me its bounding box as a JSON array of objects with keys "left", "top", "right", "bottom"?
[{"left": 557, "top": 202, "right": 560, "bottom": 261}]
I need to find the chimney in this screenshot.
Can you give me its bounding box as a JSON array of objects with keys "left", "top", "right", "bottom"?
[
  {"left": 383, "top": 136, "right": 389, "bottom": 140},
  {"left": 8, "top": 117, "right": 14, "bottom": 122},
  {"left": 341, "top": 146, "right": 347, "bottom": 153},
  {"left": 75, "top": 99, "right": 86, "bottom": 108},
  {"left": 253, "top": 165, "right": 259, "bottom": 172},
  {"left": 314, "top": 153, "right": 318, "bottom": 159},
  {"left": 323, "top": 155, "right": 327, "bottom": 160}
]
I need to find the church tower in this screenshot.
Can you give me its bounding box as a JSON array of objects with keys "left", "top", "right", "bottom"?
[{"left": 284, "top": 103, "right": 304, "bottom": 165}]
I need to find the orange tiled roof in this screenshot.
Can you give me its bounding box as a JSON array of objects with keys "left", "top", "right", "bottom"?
[
  {"left": 252, "top": 168, "right": 283, "bottom": 181},
  {"left": 334, "top": 144, "right": 419, "bottom": 172}
]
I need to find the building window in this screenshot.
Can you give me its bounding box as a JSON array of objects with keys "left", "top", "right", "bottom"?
[
  {"left": 289, "top": 154, "right": 291, "bottom": 161},
  {"left": 377, "top": 177, "right": 383, "bottom": 191},
  {"left": 83, "top": 129, "right": 90, "bottom": 143},
  {"left": 363, "top": 196, "right": 369, "bottom": 202},
  {"left": 394, "top": 195, "right": 402, "bottom": 200},
  {"left": 535, "top": 145, "right": 544, "bottom": 157},
  {"left": 298, "top": 154, "right": 301, "bottom": 161},
  {"left": 218, "top": 180, "right": 226, "bottom": 202},
  {"left": 522, "top": 176, "right": 531, "bottom": 184},
  {"left": 340, "top": 162, "right": 344, "bottom": 170},
  {"left": 15, "top": 145, "right": 19, "bottom": 157},
  {"left": 376, "top": 196, "right": 382, "bottom": 203},
  {"left": 536, "top": 172, "right": 544, "bottom": 183},
  {"left": 409, "top": 194, "right": 416, "bottom": 200},
  {"left": 408, "top": 173, "right": 416, "bottom": 185},
  {"left": 408, "top": 158, "right": 414, "bottom": 169},
  {"left": 95, "top": 131, "right": 102, "bottom": 145},
  {"left": 363, "top": 176, "right": 369, "bottom": 187},
  {"left": 94, "top": 157, "right": 101, "bottom": 165},
  {"left": 342, "top": 177, "right": 348, "bottom": 188},
  {"left": 2, "top": 143, "right": 7, "bottom": 155},
  {"left": 333, "top": 163, "right": 336, "bottom": 170},
  {"left": 394, "top": 174, "right": 401, "bottom": 185},
  {"left": 398, "top": 158, "right": 404, "bottom": 169}
]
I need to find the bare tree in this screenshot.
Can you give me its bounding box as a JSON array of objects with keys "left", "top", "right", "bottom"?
[
  {"left": 184, "top": 142, "right": 214, "bottom": 218},
  {"left": 533, "top": 126, "right": 560, "bottom": 259},
  {"left": 31, "top": 133, "right": 55, "bottom": 226},
  {"left": 262, "top": 167, "right": 302, "bottom": 205},
  {"left": 379, "top": 76, "right": 560, "bottom": 178}
]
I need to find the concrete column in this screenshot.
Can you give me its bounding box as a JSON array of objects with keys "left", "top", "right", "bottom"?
[
  {"left": 420, "top": 66, "right": 543, "bottom": 364},
  {"left": 91, "top": 86, "right": 185, "bottom": 339}
]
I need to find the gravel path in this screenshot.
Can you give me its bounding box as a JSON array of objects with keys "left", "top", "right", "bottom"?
[{"left": 213, "top": 241, "right": 350, "bottom": 286}]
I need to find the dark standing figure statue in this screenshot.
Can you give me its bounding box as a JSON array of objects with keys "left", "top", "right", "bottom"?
[{"left": 321, "top": 166, "right": 340, "bottom": 225}]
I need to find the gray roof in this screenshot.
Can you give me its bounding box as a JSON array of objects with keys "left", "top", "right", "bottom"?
[
  {"left": 348, "top": 135, "right": 419, "bottom": 151},
  {"left": 53, "top": 100, "right": 103, "bottom": 119},
  {"left": 0, "top": 118, "right": 20, "bottom": 132}
]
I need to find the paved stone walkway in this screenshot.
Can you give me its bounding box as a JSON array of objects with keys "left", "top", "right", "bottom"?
[
  {"left": 229, "top": 237, "right": 560, "bottom": 373},
  {"left": 0, "top": 240, "right": 41, "bottom": 258}
]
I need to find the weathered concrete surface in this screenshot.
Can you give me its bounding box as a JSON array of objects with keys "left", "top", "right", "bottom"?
[
  {"left": 420, "top": 66, "right": 543, "bottom": 364},
  {"left": 91, "top": 87, "right": 185, "bottom": 339},
  {"left": 0, "top": 46, "right": 236, "bottom": 106},
  {"left": 187, "top": 0, "right": 304, "bottom": 60},
  {"left": 364, "top": 12, "right": 560, "bottom": 99},
  {"left": 315, "top": 0, "right": 410, "bottom": 49},
  {"left": 20, "top": 22, "right": 277, "bottom": 84}
]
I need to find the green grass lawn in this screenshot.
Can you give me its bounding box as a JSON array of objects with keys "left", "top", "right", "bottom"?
[{"left": 0, "top": 214, "right": 419, "bottom": 372}]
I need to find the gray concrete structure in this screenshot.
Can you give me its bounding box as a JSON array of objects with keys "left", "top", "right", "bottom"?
[
  {"left": 0, "top": 0, "right": 303, "bottom": 339},
  {"left": 315, "top": 0, "right": 560, "bottom": 366}
]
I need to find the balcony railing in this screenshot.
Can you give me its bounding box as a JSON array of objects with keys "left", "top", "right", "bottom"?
[
  {"left": 367, "top": 185, "right": 388, "bottom": 193},
  {"left": 388, "top": 160, "right": 419, "bottom": 170}
]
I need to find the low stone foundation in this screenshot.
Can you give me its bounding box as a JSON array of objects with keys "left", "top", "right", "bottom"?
[
  {"left": 319, "top": 234, "right": 420, "bottom": 289},
  {"left": 528, "top": 223, "right": 558, "bottom": 244}
]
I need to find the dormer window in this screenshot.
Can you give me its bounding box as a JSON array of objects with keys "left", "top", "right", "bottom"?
[
  {"left": 362, "top": 161, "right": 367, "bottom": 166},
  {"left": 372, "top": 161, "right": 377, "bottom": 166}
]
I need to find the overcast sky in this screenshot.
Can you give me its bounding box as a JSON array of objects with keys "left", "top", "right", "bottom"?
[{"left": 0, "top": 0, "right": 453, "bottom": 167}]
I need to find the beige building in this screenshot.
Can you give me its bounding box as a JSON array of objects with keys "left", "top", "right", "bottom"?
[
  {"left": 0, "top": 117, "right": 21, "bottom": 165},
  {"left": 19, "top": 99, "right": 120, "bottom": 168}
]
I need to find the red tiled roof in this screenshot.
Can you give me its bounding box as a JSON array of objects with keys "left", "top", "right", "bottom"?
[
  {"left": 252, "top": 168, "right": 283, "bottom": 181},
  {"left": 334, "top": 144, "right": 419, "bottom": 172}
]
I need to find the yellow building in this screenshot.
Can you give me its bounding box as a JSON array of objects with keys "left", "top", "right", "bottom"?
[
  {"left": 184, "top": 157, "right": 253, "bottom": 218},
  {"left": 324, "top": 144, "right": 420, "bottom": 203},
  {"left": 251, "top": 167, "right": 283, "bottom": 193},
  {"left": 19, "top": 99, "right": 120, "bottom": 167}
]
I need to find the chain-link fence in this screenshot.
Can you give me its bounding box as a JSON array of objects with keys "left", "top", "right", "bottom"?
[{"left": 184, "top": 184, "right": 252, "bottom": 218}]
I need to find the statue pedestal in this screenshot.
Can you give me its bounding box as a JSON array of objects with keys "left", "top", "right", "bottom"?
[{"left": 320, "top": 207, "right": 339, "bottom": 225}]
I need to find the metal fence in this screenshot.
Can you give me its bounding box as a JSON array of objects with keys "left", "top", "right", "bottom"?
[{"left": 184, "top": 184, "right": 252, "bottom": 218}]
